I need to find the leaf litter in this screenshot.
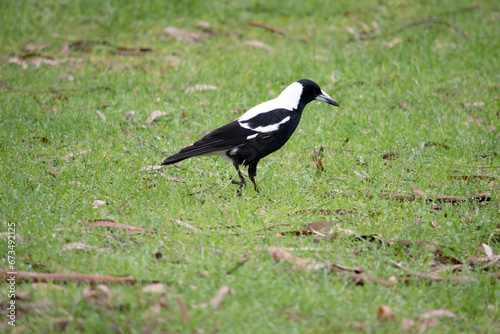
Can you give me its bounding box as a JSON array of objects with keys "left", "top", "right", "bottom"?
[
  {"left": 146, "top": 110, "right": 168, "bottom": 125},
  {"left": 163, "top": 26, "right": 207, "bottom": 43},
  {"left": 84, "top": 220, "right": 153, "bottom": 233}
]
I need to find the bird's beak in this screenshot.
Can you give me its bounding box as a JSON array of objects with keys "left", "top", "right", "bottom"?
[{"left": 316, "top": 90, "right": 339, "bottom": 107}]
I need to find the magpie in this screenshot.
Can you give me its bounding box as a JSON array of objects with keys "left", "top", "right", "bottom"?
[{"left": 161, "top": 79, "right": 339, "bottom": 194}]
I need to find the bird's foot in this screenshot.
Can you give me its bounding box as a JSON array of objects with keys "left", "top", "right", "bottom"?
[{"left": 231, "top": 179, "right": 246, "bottom": 196}]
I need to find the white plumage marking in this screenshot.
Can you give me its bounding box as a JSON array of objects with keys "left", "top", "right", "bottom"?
[
  {"left": 246, "top": 133, "right": 258, "bottom": 140},
  {"left": 240, "top": 116, "right": 291, "bottom": 133},
  {"left": 238, "top": 82, "right": 303, "bottom": 122}
]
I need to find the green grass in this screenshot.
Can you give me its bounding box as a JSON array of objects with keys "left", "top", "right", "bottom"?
[{"left": 1, "top": 0, "right": 499, "bottom": 332}]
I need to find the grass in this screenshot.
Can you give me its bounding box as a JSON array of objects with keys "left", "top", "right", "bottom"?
[{"left": 1, "top": 0, "right": 499, "bottom": 332}]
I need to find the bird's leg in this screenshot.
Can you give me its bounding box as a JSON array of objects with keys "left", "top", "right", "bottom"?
[
  {"left": 248, "top": 161, "right": 260, "bottom": 194},
  {"left": 231, "top": 162, "right": 246, "bottom": 196}
]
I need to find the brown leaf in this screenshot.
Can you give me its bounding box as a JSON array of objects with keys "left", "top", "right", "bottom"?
[
  {"left": 82, "top": 285, "right": 115, "bottom": 307},
  {"left": 377, "top": 305, "right": 396, "bottom": 321},
  {"left": 416, "top": 309, "right": 457, "bottom": 320},
  {"left": 146, "top": 110, "right": 167, "bottom": 125},
  {"left": 176, "top": 297, "right": 190, "bottom": 324},
  {"left": 241, "top": 40, "right": 274, "bottom": 52},
  {"left": 411, "top": 188, "right": 425, "bottom": 199},
  {"left": 209, "top": 286, "right": 230, "bottom": 308},
  {"left": 350, "top": 321, "right": 366, "bottom": 331},
  {"left": 302, "top": 221, "right": 334, "bottom": 232},
  {"left": 184, "top": 84, "right": 218, "bottom": 94},
  {"left": 414, "top": 318, "right": 438, "bottom": 333},
  {"left": 61, "top": 242, "right": 108, "bottom": 252},
  {"left": 450, "top": 175, "right": 484, "bottom": 181},
  {"left": 313, "top": 159, "right": 325, "bottom": 172},
  {"left": 196, "top": 21, "right": 212, "bottom": 32},
  {"left": 163, "top": 26, "right": 206, "bottom": 43},
  {"left": 22, "top": 43, "right": 49, "bottom": 51},
  {"left": 85, "top": 220, "right": 152, "bottom": 233},
  {"left": 9, "top": 55, "right": 60, "bottom": 69},
  {"left": 382, "top": 152, "right": 398, "bottom": 160},
  {"left": 401, "top": 318, "right": 415, "bottom": 332},
  {"left": 479, "top": 243, "right": 494, "bottom": 257},
  {"left": 123, "top": 110, "right": 136, "bottom": 120}
]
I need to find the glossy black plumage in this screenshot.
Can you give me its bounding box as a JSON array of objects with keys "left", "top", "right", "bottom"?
[{"left": 161, "top": 79, "right": 339, "bottom": 194}]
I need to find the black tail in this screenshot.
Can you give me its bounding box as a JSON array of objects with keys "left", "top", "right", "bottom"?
[
  {"left": 161, "top": 151, "right": 193, "bottom": 165},
  {"left": 161, "top": 143, "right": 218, "bottom": 165}
]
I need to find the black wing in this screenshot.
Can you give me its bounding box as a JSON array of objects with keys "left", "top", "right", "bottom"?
[{"left": 161, "top": 121, "right": 257, "bottom": 165}]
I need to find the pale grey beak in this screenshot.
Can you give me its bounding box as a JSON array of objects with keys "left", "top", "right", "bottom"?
[{"left": 316, "top": 89, "right": 339, "bottom": 107}]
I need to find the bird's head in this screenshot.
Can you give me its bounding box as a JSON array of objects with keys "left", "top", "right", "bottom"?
[{"left": 297, "top": 79, "right": 339, "bottom": 107}]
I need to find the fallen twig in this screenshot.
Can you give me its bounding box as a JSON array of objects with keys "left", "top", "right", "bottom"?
[
  {"left": 226, "top": 255, "right": 249, "bottom": 275},
  {"left": 248, "top": 21, "right": 286, "bottom": 35},
  {"left": 0, "top": 268, "right": 134, "bottom": 284},
  {"left": 397, "top": 18, "right": 468, "bottom": 39}
]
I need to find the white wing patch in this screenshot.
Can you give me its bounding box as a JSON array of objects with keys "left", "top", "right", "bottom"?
[
  {"left": 239, "top": 116, "right": 290, "bottom": 133},
  {"left": 246, "top": 133, "right": 258, "bottom": 140},
  {"left": 238, "top": 82, "right": 303, "bottom": 122}
]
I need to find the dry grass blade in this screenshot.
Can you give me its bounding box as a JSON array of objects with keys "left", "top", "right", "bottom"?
[{"left": 173, "top": 219, "right": 201, "bottom": 233}]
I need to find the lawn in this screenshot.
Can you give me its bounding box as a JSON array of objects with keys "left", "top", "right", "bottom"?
[{"left": 1, "top": 0, "right": 499, "bottom": 332}]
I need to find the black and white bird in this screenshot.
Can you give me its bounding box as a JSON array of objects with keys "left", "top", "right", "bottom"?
[{"left": 161, "top": 79, "right": 339, "bottom": 194}]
